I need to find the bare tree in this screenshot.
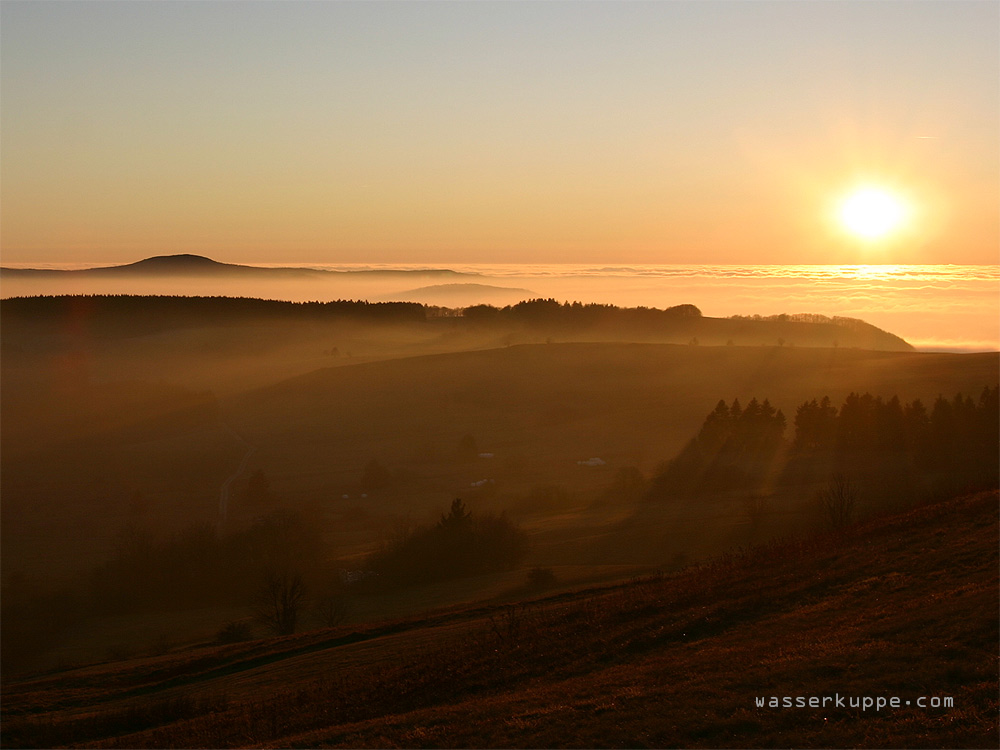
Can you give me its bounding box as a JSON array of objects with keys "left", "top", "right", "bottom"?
[
  {"left": 313, "top": 592, "right": 350, "bottom": 628},
  {"left": 252, "top": 570, "right": 307, "bottom": 636},
  {"left": 819, "top": 473, "right": 859, "bottom": 528}
]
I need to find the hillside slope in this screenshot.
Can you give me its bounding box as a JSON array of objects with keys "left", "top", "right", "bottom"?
[
  {"left": 230, "top": 343, "right": 997, "bottom": 490},
  {"left": 3, "top": 490, "right": 996, "bottom": 748}
]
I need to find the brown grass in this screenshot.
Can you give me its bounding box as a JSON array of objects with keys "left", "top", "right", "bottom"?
[{"left": 3, "top": 490, "right": 996, "bottom": 748}]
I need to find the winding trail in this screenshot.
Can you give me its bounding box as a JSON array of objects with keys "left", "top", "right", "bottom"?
[{"left": 219, "top": 426, "right": 255, "bottom": 528}]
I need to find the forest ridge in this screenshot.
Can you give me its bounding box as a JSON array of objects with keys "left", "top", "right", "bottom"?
[{"left": 0, "top": 293, "right": 913, "bottom": 352}]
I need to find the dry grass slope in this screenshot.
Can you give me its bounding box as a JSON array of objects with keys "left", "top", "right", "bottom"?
[{"left": 3, "top": 490, "right": 996, "bottom": 749}]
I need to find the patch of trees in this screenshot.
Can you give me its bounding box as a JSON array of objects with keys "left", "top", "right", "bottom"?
[
  {"left": 462, "top": 299, "right": 702, "bottom": 329},
  {"left": 727, "top": 313, "right": 911, "bottom": 350},
  {"left": 0, "top": 295, "right": 426, "bottom": 337},
  {"left": 729, "top": 312, "right": 892, "bottom": 333},
  {"left": 648, "top": 386, "right": 999, "bottom": 503},
  {"left": 786, "top": 387, "right": 999, "bottom": 495},
  {"left": 366, "top": 499, "right": 528, "bottom": 588},
  {"left": 649, "top": 398, "right": 787, "bottom": 498}
]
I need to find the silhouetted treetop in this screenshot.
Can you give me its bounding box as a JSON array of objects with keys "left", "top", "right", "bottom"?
[
  {"left": 367, "top": 499, "right": 527, "bottom": 588},
  {"left": 439, "top": 498, "right": 472, "bottom": 529},
  {"left": 0, "top": 295, "right": 426, "bottom": 336},
  {"left": 648, "top": 396, "right": 787, "bottom": 498},
  {"left": 461, "top": 299, "right": 702, "bottom": 328},
  {"left": 649, "top": 386, "right": 998, "bottom": 503}
]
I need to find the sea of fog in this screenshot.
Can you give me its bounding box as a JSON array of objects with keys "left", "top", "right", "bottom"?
[
  {"left": 433, "top": 264, "right": 998, "bottom": 353},
  {"left": 2, "top": 263, "right": 997, "bottom": 353}
]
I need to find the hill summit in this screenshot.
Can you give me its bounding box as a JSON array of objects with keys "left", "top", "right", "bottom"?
[{"left": 123, "top": 254, "right": 230, "bottom": 270}]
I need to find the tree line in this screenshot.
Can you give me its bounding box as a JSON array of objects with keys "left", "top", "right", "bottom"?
[
  {"left": 648, "top": 387, "right": 999, "bottom": 502},
  {"left": 0, "top": 295, "right": 427, "bottom": 333},
  {"left": 462, "top": 299, "right": 702, "bottom": 328}
]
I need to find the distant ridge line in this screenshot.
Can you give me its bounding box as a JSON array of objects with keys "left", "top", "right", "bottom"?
[{"left": 0, "top": 254, "right": 476, "bottom": 278}]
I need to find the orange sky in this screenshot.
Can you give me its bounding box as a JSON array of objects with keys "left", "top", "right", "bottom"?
[{"left": 2, "top": 1, "right": 997, "bottom": 266}]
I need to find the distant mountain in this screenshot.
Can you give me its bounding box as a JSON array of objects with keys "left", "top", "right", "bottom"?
[
  {"left": 115, "top": 254, "right": 248, "bottom": 274},
  {"left": 0, "top": 254, "right": 476, "bottom": 279},
  {"left": 2, "top": 254, "right": 258, "bottom": 277},
  {"left": 377, "top": 283, "right": 535, "bottom": 306}
]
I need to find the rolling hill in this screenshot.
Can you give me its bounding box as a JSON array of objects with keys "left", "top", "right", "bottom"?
[
  {"left": 230, "top": 342, "right": 996, "bottom": 483},
  {"left": 1, "top": 294, "right": 994, "bottom": 690},
  {"left": 2, "top": 311, "right": 994, "bottom": 596}
]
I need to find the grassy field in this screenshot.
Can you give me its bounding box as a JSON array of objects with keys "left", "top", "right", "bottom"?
[{"left": 3, "top": 489, "right": 996, "bottom": 748}]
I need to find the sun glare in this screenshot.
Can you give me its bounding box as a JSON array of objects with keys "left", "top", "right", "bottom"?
[{"left": 838, "top": 187, "right": 909, "bottom": 240}]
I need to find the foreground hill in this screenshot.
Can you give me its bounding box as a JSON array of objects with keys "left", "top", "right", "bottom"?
[{"left": 3, "top": 490, "right": 996, "bottom": 748}]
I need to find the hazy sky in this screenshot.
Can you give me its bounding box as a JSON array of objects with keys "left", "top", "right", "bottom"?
[{"left": 2, "top": 0, "right": 997, "bottom": 265}]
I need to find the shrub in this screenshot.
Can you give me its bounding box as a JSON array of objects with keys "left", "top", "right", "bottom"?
[
  {"left": 367, "top": 499, "right": 527, "bottom": 588},
  {"left": 819, "top": 473, "right": 859, "bottom": 528},
  {"left": 252, "top": 570, "right": 307, "bottom": 636}
]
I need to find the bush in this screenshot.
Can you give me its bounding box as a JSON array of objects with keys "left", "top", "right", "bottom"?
[
  {"left": 252, "top": 570, "right": 307, "bottom": 636},
  {"left": 368, "top": 499, "right": 528, "bottom": 588},
  {"left": 819, "top": 473, "right": 859, "bottom": 528}
]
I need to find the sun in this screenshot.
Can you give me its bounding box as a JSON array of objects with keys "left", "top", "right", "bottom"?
[{"left": 838, "top": 187, "right": 909, "bottom": 240}]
